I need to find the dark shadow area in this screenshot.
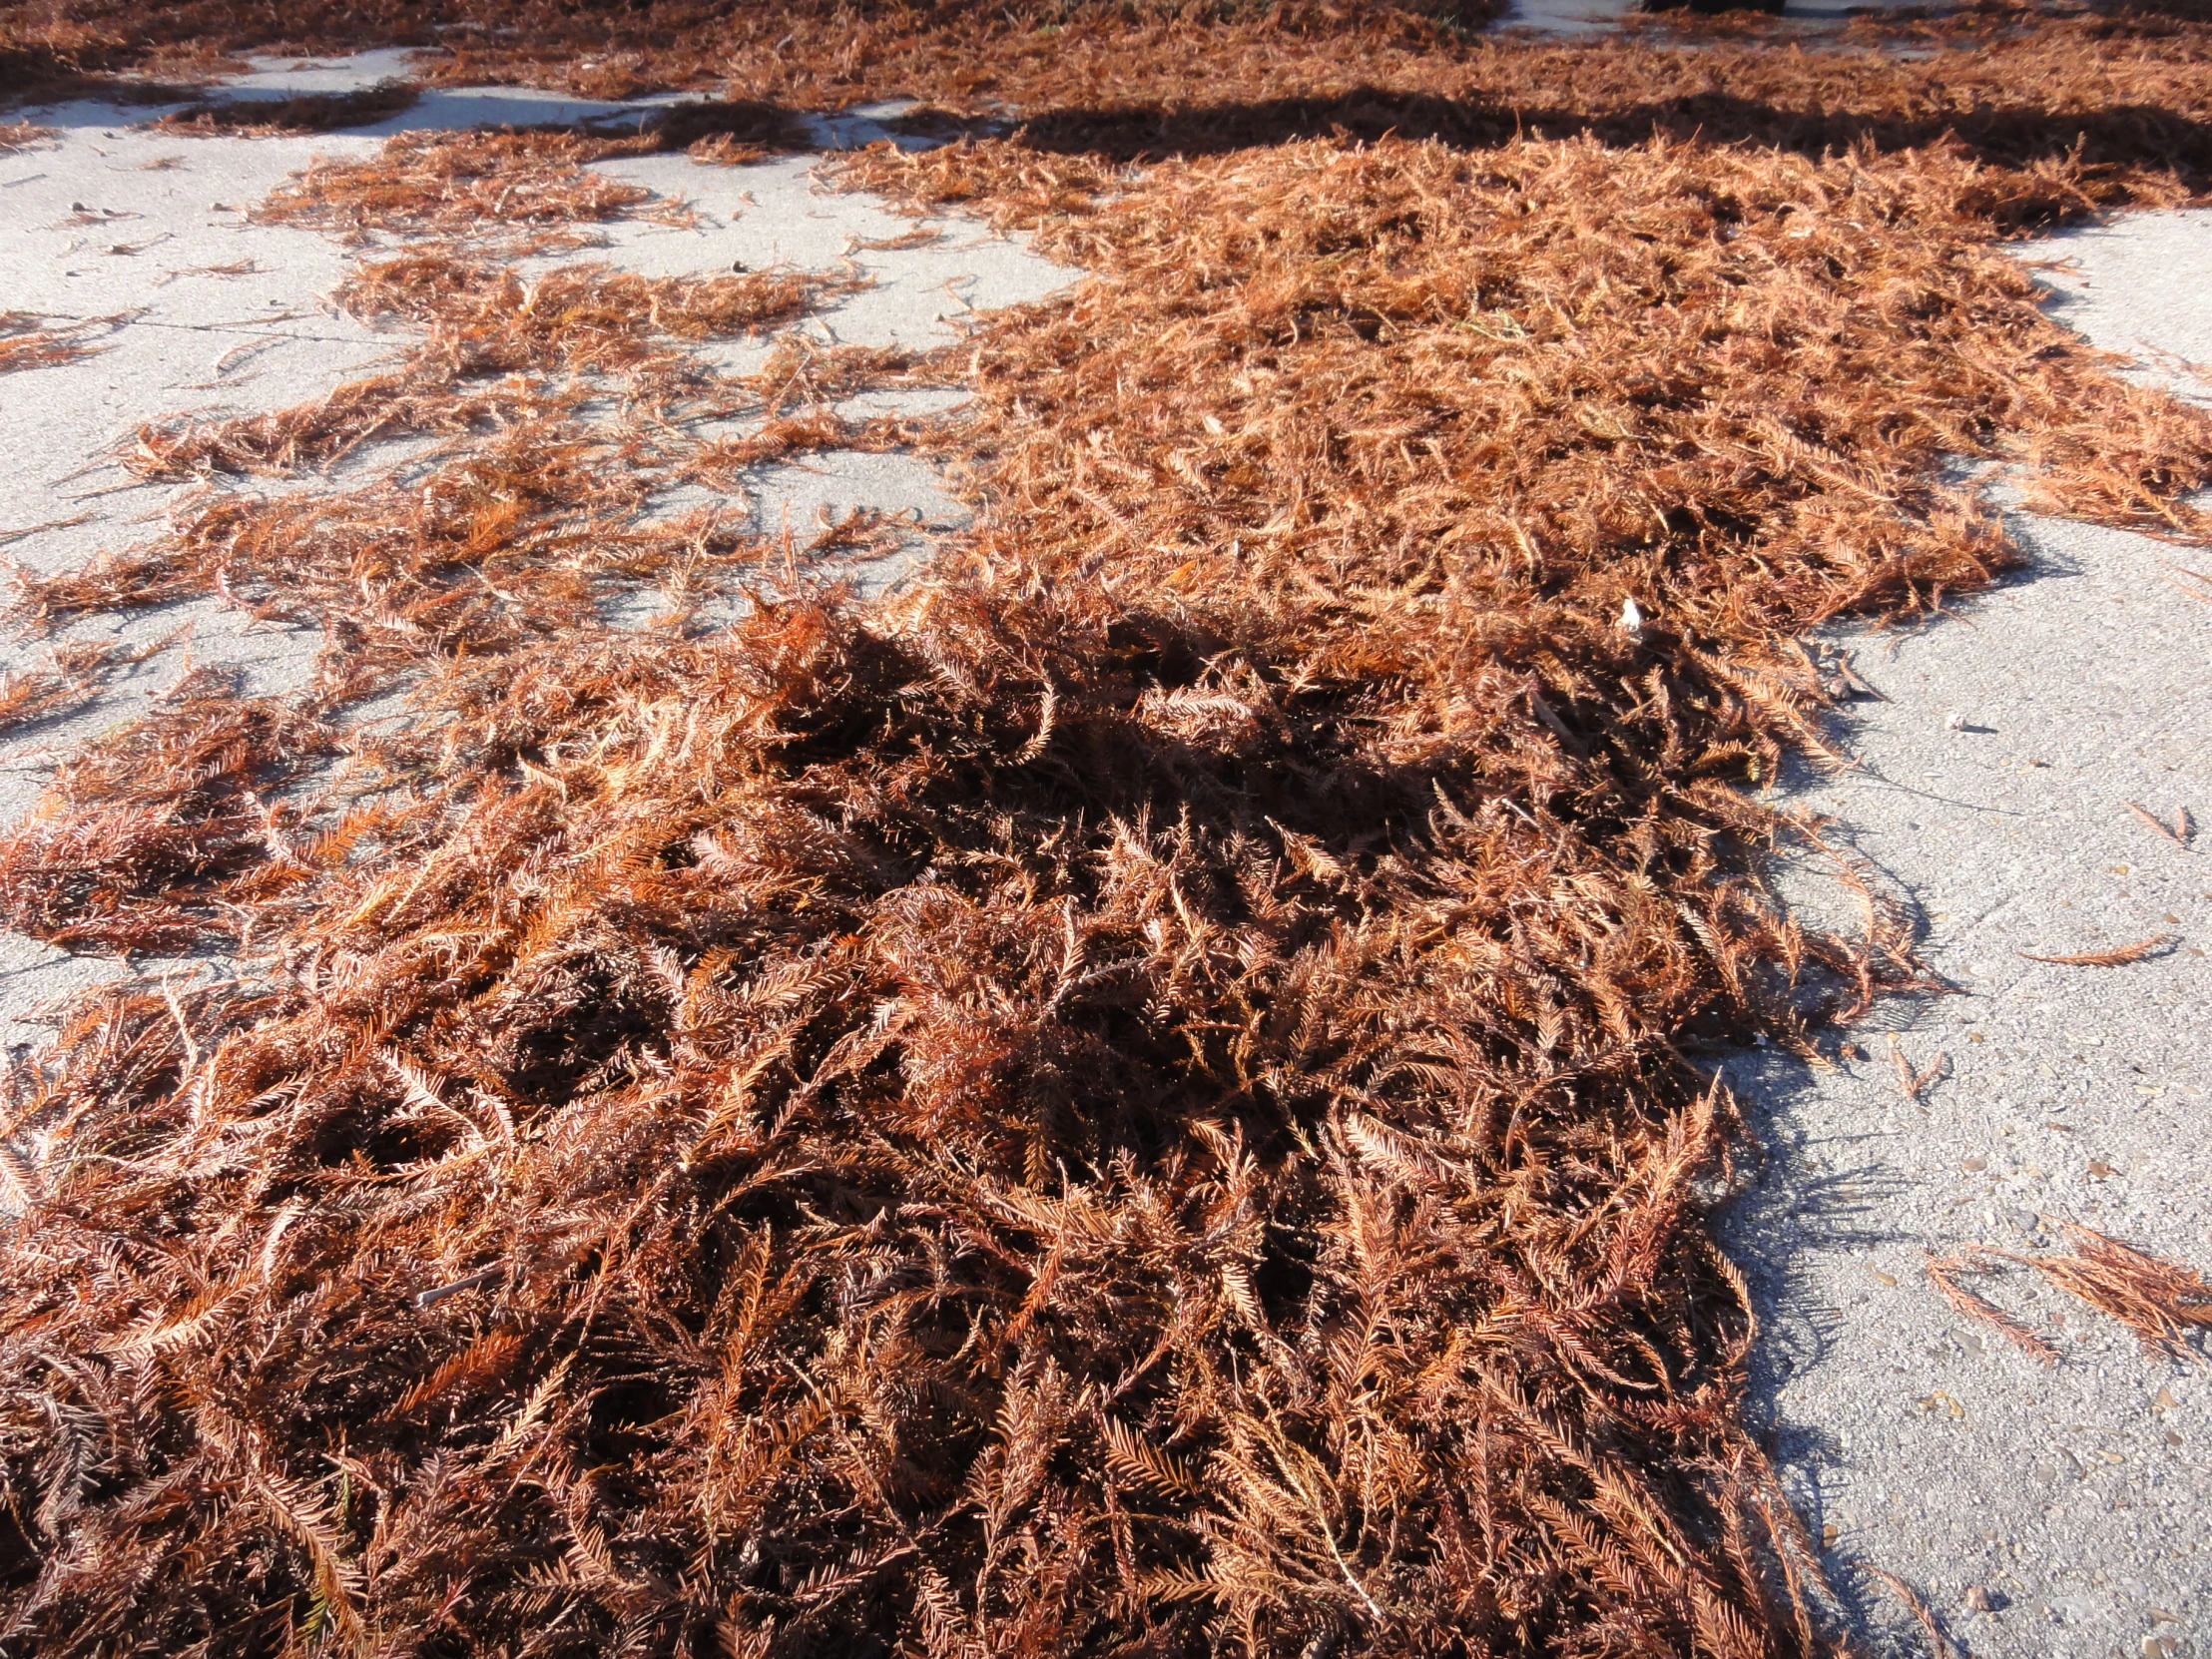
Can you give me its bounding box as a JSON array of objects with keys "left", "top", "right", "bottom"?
[
  {"left": 1010, "top": 86, "right": 2212, "bottom": 202},
  {"left": 17, "top": 60, "right": 2212, "bottom": 232},
  {"left": 146, "top": 81, "right": 421, "bottom": 134},
  {"left": 1712, "top": 1043, "right": 1931, "bottom": 1654},
  {"left": 0, "top": 46, "right": 205, "bottom": 113}
]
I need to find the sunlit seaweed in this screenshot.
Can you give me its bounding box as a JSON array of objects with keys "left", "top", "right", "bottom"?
[{"left": 0, "top": 311, "right": 117, "bottom": 374}]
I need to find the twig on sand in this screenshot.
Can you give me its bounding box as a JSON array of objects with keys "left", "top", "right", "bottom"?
[
  {"left": 1866, "top": 1567, "right": 1959, "bottom": 1659},
  {"left": 1925, "top": 1249, "right": 2057, "bottom": 1365},
  {"left": 1891, "top": 1040, "right": 1947, "bottom": 1102},
  {"left": 414, "top": 1263, "right": 509, "bottom": 1310},
  {"left": 2123, "top": 801, "right": 2195, "bottom": 848},
  {"left": 2016, "top": 933, "right": 2176, "bottom": 967}
]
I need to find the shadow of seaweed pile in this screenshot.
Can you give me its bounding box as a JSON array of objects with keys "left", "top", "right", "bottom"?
[{"left": 3, "top": 14, "right": 2212, "bottom": 1659}]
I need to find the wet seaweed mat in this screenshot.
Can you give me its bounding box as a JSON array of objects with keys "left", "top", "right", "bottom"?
[{"left": 4, "top": 9, "right": 2212, "bottom": 1659}]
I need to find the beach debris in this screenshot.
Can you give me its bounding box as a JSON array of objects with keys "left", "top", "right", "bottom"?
[
  {"left": 1926, "top": 1248, "right": 2058, "bottom": 1364},
  {"left": 413, "top": 1263, "right": 509, "bottom": 1310},
  {"left": 0, "top": 311, "right": 119, "bottom": 374},
  {"left": 2124, "top": 801, "right": 2195, "bottom": 848},
  {"left": 2017, "top": 934, "right": 2177, "bottom": 967},
  {"left": 1920, "top": 1224, "right": 2212, "bottom": 1368},
  {"left": 1868, "top": 1567, "right": 1961, "bottom": 1659},
  {"left": 1892, "top": 1039, "right": 1948, "bottom": 1102},
  {"left": 2031, "top": 1222, "right": 2212, "bottom": 1364}
]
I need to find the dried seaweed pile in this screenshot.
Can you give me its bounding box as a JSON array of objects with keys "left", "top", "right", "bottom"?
[
  {"left": 4, "top": 13, "right": 2212, "bottom": 1659},
  {"left": 0, "top": 641, "right": 117, "bottom": 735},
  {"left": 0, "top": 0, "right": 1467, "bottom": 110},
  {"left": 107, "top": 252, "right": 848, "bottom": 481},
  {"left": 0, "top": 310, "right": 111, "bottom": 374},
  {"left": 257, "top": 128, "right": 651, "bottom": 238},
  {"left": 7, "top": 137, "right": 928, "bottom": 957},
  {"left": 1930, "top": 1222, "right": 2212, "bottom": 1366}
]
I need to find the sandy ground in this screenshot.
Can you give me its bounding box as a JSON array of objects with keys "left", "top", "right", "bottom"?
[
  {"left": 3, "top": 48, "right": 2209, "bottom": 1659},
  {"left": 1726, "top": 219, "right": 2212, "bottom": 1657}
]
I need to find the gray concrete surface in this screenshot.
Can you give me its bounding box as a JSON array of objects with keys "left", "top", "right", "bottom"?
[
  {"left": 2017, "top": 212, "right": 2212, "bottom": 407},
  {"left": 1725, "top": 221, "right": 2212, "bottom": 1657},
  {"left": 0, "top": 64, "right": 1075, "bottom": 1050}
]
